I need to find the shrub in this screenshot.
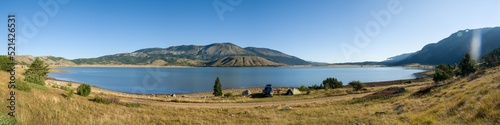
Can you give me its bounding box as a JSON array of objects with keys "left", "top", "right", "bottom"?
[
  {"left": 224, "top": 92, "right": 233, "bottom": 97},
  {"left": 298, "top": 85, "right": 309, "bottom": 91},
  {"left": 67, "top": 83, "right": 72, "bottom": 87},
  {"left": 66, "top": 89, "right": 74, "bottom": 100},
  {"left": 0, "top": 114, "right": 16, "bottom": 125},
  {"left": 15, "top": 80, "right": 32, "bottom": 92},
  {"left": 348, "top": 81, "right": 365, "bottom": 91},
  {"left": 322, "top": 77, "right": 343, "bottom": 90},
  {"left": 93, "top": 96, "right": 120, "bottom": 104},
  {"left": 308, "top": 84, "right": 323, "bottom": 90},
  {"left": 77, "top": 84, "right": 92, "bottom": 97},
  {"left": 60, "top": 86, "right": 71, "bottom": 91},
  {"left": 93, "top": 96, "right": 110, "bottom": 104},
  {"left": 0, "top": 56, "right": 13, "bottom": 71}
]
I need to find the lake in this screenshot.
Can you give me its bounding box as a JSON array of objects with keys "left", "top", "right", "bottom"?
[{"left": 48, "top": 67, "right": 426, "bottom": 94}]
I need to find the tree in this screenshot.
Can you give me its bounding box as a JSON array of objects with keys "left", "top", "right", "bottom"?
[
  {"left": 348, "top": 81, "right": 365, "bottom": 91},
  {"left": 322, "top": 77, "right": 343, "bottom": 90},
  {"left": 433, "top": 69, "right": 452, "bottom": 84},
  {"left": 213, "top": 77, "right": 222, "bottom": 96},
  {"left": 481, "top": 47, "right": 500, "bottom": 68},
  {"left": 24, "top": 57, "right": 50, "bottom": 85},
  {"left": 459, "top": 53, "right": 477, "bottom": 76},
  {"left": 77, "top": 84, "right": 92, "bottom": 97},
  {"left": 0, "top": 56, "right": 12, "bottom": 71}
]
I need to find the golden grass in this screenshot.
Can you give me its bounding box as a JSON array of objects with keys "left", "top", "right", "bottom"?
[{"left": 0, "top": 66, "right": 499, "bottom": 124}]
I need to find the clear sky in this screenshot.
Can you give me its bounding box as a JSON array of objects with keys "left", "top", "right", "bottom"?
[{"left": 1, "top": 0, "right": 500, "bottom": 63}]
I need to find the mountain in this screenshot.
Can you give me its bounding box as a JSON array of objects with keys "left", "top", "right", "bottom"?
[
  {"left": 382, "top": 53, "right": 414, "bottom": 63},
  {"left": 390, "top": 27, "right": 500, "bottom": 65},
  {"left": 72, "top": 43, "right": 310, "bottom": 66},
  {"left": 205, "top": 56, "right": 285, "bottom": 67}
]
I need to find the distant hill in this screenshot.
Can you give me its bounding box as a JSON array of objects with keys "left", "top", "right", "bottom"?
[
  {"left": 205, "top": 56, "right": 285, "bottom": 67},
  {"left": 16, "top": 55, "right": 76, "bottom": 66},
  {"left": 390, "top": 27, "right": 500, "bottom": 65},
  {"left": 71, "top": 43, "right": 310, "bottom": 66}
]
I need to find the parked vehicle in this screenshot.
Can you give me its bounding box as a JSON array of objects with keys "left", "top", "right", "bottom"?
[{"left": 262, "top": 84, "right": 274, "bottom": 97}]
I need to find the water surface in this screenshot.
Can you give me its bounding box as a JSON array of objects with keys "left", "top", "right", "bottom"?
[{"left": 48, "top": 67, "right": 425, "bottom": 94}]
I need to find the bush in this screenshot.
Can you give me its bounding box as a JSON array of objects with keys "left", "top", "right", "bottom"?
[
  {"left": 308, "top": 84, "right": 323, "bottom": 90},
  {"left": 93, "top": 96, "right": 110, "bottom": 104},
  {"left": 0, "top": 56, "right": 13, "bottom": 71},
  {"left": 0, "top": 114, "right": 16, "bottom": 125},
  {"left": 60, "top": 86, "right": 71, "bottom": 91},
  {"left": 298, "top": 85, "right": 309, "bottom": 91},
  {"left": 15, "top": 80, "right": 32, "bottom": 92},
  {"left": 322, "top": 77, "right": 343, "bottom": 90},
  {"left": 348, "top": 81, "right": 365, "bottom": 91},
  {"left": 224, "top": 92, "right": 233, "bottom": 97},
  {"left": 77, "top": 84, "right": 92, "bottom": 97},
  {"left": 92, "top": 96, "right": 120, "bottom": 104},
  {"left": 66, "top": 89, "right": 74, "bottom": 100}
]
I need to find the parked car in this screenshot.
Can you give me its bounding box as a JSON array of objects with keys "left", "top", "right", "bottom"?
[{"left": 262, "top": 84, "right": 274, "bottom": 97}]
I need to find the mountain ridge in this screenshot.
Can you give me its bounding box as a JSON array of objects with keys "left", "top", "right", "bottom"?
[{"left": 71, "top": 43, "right": 310, "bottom": 67}]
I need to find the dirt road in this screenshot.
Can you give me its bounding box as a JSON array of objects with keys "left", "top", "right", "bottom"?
[{"left": 120, "top": 92, "right": 373, "bottom": 108}]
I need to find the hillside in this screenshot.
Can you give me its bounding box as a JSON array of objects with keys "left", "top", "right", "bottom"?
[
  {"left": 71, "top": 43, "right": 310, "bottom": 66},
  {"left": 15, "top": 55, "right": 76, "bottom": 66},
  {"left": 205, "top": 56, "right": 285, "bottom": 67},
  {"left": 390, "top": 27, "right": 500, "bottom": 65}
]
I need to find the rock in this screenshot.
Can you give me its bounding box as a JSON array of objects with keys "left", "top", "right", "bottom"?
[
  {"left": 282, "top": 106, "right": 292, "bottom": 110},
  {"left": 394, "top": 104, "right": 404, "bottom": 111},
  {"left": 242, "top": 90, "right": 252, "bottom": 97},
  {"left": 393, "top": 88, "right": 406, "bottom": 94}
]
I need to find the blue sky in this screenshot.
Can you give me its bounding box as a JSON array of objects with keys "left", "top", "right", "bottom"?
[{"left": 1, "top": 0, "right": 500, "bottom": 63}]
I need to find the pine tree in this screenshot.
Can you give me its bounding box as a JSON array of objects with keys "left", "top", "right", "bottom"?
[
  {"left": 213, "top": 77, "right": 222, "bottom": 96},
  {"left": 24, "top": 57, "right": 50, "bottom": 85},
  {"left": 459, "top": 53, "right": 477, "bottom": 76}
]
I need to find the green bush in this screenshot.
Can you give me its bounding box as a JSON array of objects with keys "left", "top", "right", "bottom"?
[
  {"left": 0, "top": 114, "right": 16, "bottom": 125},
  {"left": 66, "top": 89, "right": 74, "bottom": 100},
  {"left": 77, "top": 84, "right": 92, "bottom": 97},
  {"left": 348, "top": 81, "right": 365, "bottom": 91},
  {"left": 224, "top": 92, "right": 233, "bottom": 97},
  {"left": 93, "top": 96, "right": 110, "bottom": 104},
  {"left": 92, "top": 96, "right": 120, "bottom": 104},
  {"left": 15, "top": 80, "right": 32, "bottom": 92},
  {"left": 298, "top": 85, "right": 309, "bottom": 91},
  {"left": 60, "top": 86, "right": 71, "bottom": 91},
  {"left": 0, "top": 56, "right": 13, "bottom": 71},
  {"left": 322, "top": 77, "right": 343, "bottom": 90}
]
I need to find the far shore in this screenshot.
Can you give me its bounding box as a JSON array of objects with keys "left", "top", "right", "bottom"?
[{"left": 47, "top": 64, "right": 433, "bottom": 70}]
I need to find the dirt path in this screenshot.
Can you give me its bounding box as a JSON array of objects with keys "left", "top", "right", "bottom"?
[
  {"left": 120, "top": 92, "right": 373, "bottom": 108},
  {"left": 119, "top": 85, "right": 426, "bottom": 108}
]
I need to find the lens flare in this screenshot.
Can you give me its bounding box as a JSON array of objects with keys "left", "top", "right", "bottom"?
[{"left": 470, "top": 29, "right": 482, "bottom": 61}]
